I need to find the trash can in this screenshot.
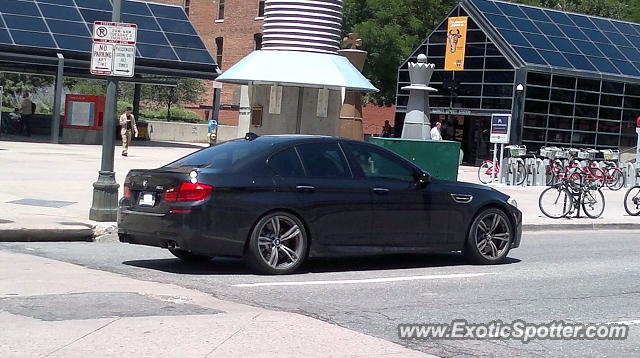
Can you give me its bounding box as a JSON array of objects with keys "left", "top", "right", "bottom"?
[
  {"left": 368, "top": 137, "right": 461, "bottom": 181},
  {"left": 135, "top": 120, "right": 149, "bottom": 140}
]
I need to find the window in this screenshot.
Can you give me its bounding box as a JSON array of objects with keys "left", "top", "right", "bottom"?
[
  {"left": 215, "top": 37, "right": 223, "bottom": 68},
  {"left": 254, "top": 33, "right": 262, "bottom": 50},
  {"left": 296, "top": 143, "right": 350, "bottom": 178},
  {"left": 257, "top": 1, "right": 265, "bottom": 17},
  {"left": 217, "top": 0, "right": 225, "bottom": 20},
  {"left": 268, "top": 148, "right": 305, "bottom": 177},
  {"left": 345, "top": 143, "right": 415, "bottom": 182},
  {"left": 165, "top": 140, "right": 269, "bottom": 171},
  {"left": 184, "top": 0, "right": 190, "bottom": 16}
]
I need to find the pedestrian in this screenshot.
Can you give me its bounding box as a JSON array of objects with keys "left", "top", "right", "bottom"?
[
  {"left": 19, "top": 92, "right": 33, "bottom": 136},
  {"left": 119, "top": 106, "right": 138, "bottom": 157},
  {"left": 382, "top": 120, "right": 393, "bottom": 137},
  {"left": 430, "top": 120, "right": 443, "bottom": 140}
]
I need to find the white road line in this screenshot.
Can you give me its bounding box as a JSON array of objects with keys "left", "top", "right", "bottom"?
[
  {"left": 604, "top": 319, "right": 640, "bottom": 325},
  {"left": 233, "top": 272, "right": 494, "bottom": 288}
]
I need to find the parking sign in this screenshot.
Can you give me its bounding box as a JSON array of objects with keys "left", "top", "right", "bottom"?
[{"left": 90, "top": 21, "right": 137, "bottom": 77}]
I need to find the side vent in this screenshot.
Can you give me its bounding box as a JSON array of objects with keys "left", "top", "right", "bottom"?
[{"left": 451, "top": 194, "right": 473, "bottom": 204}]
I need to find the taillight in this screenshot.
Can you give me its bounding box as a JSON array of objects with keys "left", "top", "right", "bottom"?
[
  {"left": 164, "top": 182, "right": 213, "bottom": 202},
  {"left": 124, "top": 183, "right": 132, "bottom": 200}
]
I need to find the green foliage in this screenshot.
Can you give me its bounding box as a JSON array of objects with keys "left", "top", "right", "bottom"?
[
  {"left": 139, "top": 106, "right": 201, "bottom": 123},
  {"left": 142, "top": 78, "right": 206, "bottom": 120}
]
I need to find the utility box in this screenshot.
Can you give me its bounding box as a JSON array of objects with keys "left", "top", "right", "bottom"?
[
  {"left": 368, "top": 137, "right": 461, "bottom": 181},
  {"left": 62, "top": 94, "right": 106, "bottom": 144}
]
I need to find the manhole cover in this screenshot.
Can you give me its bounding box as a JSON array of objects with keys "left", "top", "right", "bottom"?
[{"left": 8, "top": 199, "right": 76, "bottom": 208}]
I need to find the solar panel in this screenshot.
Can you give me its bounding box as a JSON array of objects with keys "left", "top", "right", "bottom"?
[
  {"left": 0, "top": 0, "right": 215, "bottom": 66},
  {"left": 470, "top": 0, "right": 640, "bottom": 77}
]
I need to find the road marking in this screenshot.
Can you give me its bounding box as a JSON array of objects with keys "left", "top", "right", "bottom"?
[
  {"left": 233, "top": 272, "right": 494, "bottom": 288},
  {"left": 605, "top": 319, "right": 640, "bottom": 325}
]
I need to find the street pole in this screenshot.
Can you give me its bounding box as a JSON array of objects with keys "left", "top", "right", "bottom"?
[
  {"left": 89, "top": 0, "right": 122, "bottom": 222},
  {"left": 51, "top": 53, "right": 64, "bottom": 144}
]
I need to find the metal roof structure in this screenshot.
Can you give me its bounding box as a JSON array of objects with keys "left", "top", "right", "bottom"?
[
  {"left": 0, "top": 0, "right": 218, "bottom": 80},
  {"left": 466, "top": 0, "right": 640, "bottom": 81}
]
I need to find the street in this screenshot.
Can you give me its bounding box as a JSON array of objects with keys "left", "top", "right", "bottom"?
[{"left": 2, "top": 230, "right": 638, "bottom": 357}]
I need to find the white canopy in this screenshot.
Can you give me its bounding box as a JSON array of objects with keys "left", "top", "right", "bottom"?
[{"left": 216, "top": 50, "right": 378, "bottom": 92}]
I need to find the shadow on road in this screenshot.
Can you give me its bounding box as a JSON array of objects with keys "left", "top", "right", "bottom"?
[{"left": 123, "top": 253, "right": 521, "bottom": 276}]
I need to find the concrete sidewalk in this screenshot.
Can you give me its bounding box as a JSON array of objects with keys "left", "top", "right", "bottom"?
[
  {"left": 0, "top": 249, "right": 430, "bottom": 357},
  {"left": 1, "top": 136, "right": 639, "bottom": 242}
]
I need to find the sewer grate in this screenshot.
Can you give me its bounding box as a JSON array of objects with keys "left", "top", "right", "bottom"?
[{"left": 8, "top": 199, "right": 76, "bottom": 208}]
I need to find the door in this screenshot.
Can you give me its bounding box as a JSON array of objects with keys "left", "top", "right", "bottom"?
[
  {"left": 342, "top": 141, "right": 442, "bottom": 247},
  {"left": 269, "top": 143, "right": 372, "bottom": 246}
]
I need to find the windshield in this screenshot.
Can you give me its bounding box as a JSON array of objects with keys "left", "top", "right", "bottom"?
[{"left": 164, "top": 140, "right": 269, "bottom": 170}]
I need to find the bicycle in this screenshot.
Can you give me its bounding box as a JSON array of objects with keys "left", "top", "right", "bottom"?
[
  {"left": 624, "top": 185, "right": 640, "bottom": 216},
  {"left": 477, "top": 156, "right": 525, "bottom": 185},
  {"left": 599, "top": 161, "right": 625, "bottom": 191},
  {"left": 538, "top": 176, "right": 605, "bottom": 219}
]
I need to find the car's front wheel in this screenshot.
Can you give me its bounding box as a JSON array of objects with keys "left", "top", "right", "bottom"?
[
  {"left": 168, "top": 248, "right": 213, "bottom": 263},
  {"left": 245, "top": 211, "right": 308, "bottom": 274},
  {"left": 464, "top": 208, "right": 513, "bottom": 264}
]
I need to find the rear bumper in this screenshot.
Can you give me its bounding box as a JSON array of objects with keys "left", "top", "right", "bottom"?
[{"left": 117, "top": 207, "right": 244, "bottom": 257}]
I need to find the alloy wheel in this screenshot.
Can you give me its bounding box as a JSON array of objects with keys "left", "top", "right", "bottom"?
[
  {"left": 474, "top": 211, "right": 511, "bottom": 260},
  {"left": 256, "top": 215, "right": 305, "bottom": 271}
]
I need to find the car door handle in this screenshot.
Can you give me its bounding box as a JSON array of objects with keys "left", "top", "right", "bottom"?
[
  {"left": 296, "top": 185, "right": 316, "bottom": 192},
  {"left": 371, "top": 187, "right": 390, "bottom": 194}
]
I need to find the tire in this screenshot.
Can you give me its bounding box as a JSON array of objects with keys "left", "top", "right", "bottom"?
[
  {"left": 514, "top": 160, "right": 526, "bottom": 186},
  {"left": 168, "top": 248, "right": 213, "bottom": 263},
  {"left": 478, "top": 161, "right": 495, "bottom": 184},
  {"left": 539, "top": 186, "right": 573, "bottom": 219},
  {"left": 585, "top": 167, "right": 605, "bottom": 189},
  {"left": 463, "top": 208, "right": 513, "bottom": 265},
  {"left": 245, "top": 211, "right": 308, "bottom": 274},
  {"left": 581, "top": 188, "right": 605, "bottom": 219},
  {"left": 624, "top": 186, "right": 640, "bottom": 216},
  {"left": 605, "top": 168, "right": 625, "bottom": 191}
]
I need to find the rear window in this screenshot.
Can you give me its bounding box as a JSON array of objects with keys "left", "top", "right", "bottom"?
[{"left": 164, "top": 140, "right": 269, "bottom": 170}]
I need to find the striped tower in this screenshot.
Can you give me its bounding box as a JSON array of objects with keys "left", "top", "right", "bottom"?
[{"left": 262, "top": 0, "right": 343, "bottom": 54}]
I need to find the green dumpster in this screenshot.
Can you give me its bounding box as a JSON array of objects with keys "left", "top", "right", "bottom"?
[{"left": 368, "top": 137, "right": 461, "bottom": 181}]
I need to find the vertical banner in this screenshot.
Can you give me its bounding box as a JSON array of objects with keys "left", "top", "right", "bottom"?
[{"left": 444, "top": 16, "right": 468, "bottom": 71}]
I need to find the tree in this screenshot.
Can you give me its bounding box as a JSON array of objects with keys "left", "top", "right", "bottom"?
[{"left": 142, "top": 78, "right": 206, "bottom": 120}]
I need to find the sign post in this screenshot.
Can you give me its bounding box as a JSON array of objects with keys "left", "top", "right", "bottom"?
[
  {"left": 490, "top": 114, "right": 512, "bottom": 184},
  {"left": 89, "top": 0, "right": 134, "bottom": 222},
  {"left": 0, "top": 85, "right": 3, "bottom": 134}
]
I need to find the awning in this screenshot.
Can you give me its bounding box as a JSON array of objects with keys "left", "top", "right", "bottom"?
[{"left": 216, "top": 50, "right": 378, "bottom": 92}]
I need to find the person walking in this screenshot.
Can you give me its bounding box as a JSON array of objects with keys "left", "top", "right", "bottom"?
[
  {"left": 119, "top": 107, "right": 138, "bottom": 157},
  {"left": 430, "top": 120, "right": 443, "bottom": 140},
  {"left": 19, "top": 92, "right": 33, "bottom": 136},
  {"left": 381, "top": 120, "right": 393, "bottom": 138}
]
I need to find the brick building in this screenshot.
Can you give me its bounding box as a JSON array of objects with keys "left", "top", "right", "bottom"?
[{"left": 149, "top": 0, "right": 266, "bottom": 125}]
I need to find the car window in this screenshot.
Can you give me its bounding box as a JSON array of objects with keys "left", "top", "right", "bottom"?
[
  {"left": 268, "top": 147, "right": 305, "bottom": 177},
  {"left": 296, "top": 143, "right": 350, "bottom": 178},
  {"left": 164, "top": 140, "right": 268, "bottom": 170},
  {"left": 345, "top": 143, "right": 416, "bottom": 181}
]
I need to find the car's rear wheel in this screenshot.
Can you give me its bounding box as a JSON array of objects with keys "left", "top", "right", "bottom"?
[
  {"left": 168, "top": 248, "right": 213, "bottom": 263},
  {"left": 245, "top": 211, "right": 308, "bottom": 274},
  {"left": 464, "top": 208, "right": 513, "bottom": 265}
]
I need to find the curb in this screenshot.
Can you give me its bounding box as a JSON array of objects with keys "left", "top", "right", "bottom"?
[
  {"left": 0, "top": 228, "right": 95, "bottom": 242},
  {"left": 523, "top": 223, "right": 640, "bottom": 231}
]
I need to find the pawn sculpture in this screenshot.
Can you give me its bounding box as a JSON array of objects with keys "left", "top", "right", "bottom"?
[{"left": 401, "top": 54, "right": 437, "bottom": 140}]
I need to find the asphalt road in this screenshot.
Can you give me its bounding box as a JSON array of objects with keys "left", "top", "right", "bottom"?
[{"left": 2, "top": 230, "right": 639, "bottom": 357}]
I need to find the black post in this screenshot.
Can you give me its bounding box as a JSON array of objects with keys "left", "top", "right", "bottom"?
[
  {"left": 133, "top": 83, "right": 141, "bottom": 121},
  {"left": 89, "top": 0, "right": 123, "bottom": 222}
]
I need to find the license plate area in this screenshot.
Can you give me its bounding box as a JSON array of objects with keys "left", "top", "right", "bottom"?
[{"left": 138, "top": 192, "right": 156, "bottom": 207}]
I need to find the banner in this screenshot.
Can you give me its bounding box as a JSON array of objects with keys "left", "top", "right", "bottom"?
[{"left": 444, "top": 16, "right": 468, "bottom": 71}]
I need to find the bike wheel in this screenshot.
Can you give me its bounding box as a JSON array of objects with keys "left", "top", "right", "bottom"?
[
  {"left": 605, "top": 168, "right": 625, "bottom": 191},
  {"left": 581, "top": 188, "right": 605, "bottom": 219},
  {"left": 514, "top": 160, "right": 526, "bottom": 186},
  {"left": 624, "top": 186, "right": 640, "bottom": 216},
  {"left": 539, "top": 186, "right": 573, "bottom": 219},
  {"left": 585, "top": 167, "right": 605, "bottom": 189},
  {"left": 478, "top": 161, "right": 494, "bottom": 184}
]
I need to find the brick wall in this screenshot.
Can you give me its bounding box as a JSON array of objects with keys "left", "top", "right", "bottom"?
[{"left": 145, "top": 0, "right": 264, "bottom": 125}]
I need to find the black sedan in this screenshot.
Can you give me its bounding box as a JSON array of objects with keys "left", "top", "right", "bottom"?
[{"left": 118, "top": 134, "right": 522, "bottom": 274}]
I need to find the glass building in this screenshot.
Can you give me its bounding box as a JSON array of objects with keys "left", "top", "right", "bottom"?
[{"left": 396, "top": 0, "right": 640, "bottom": 164}]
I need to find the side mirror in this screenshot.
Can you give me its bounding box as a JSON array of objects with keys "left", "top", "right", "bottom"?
[{"left": 415, "top": 171, "right": 431, "bottom": 187}]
